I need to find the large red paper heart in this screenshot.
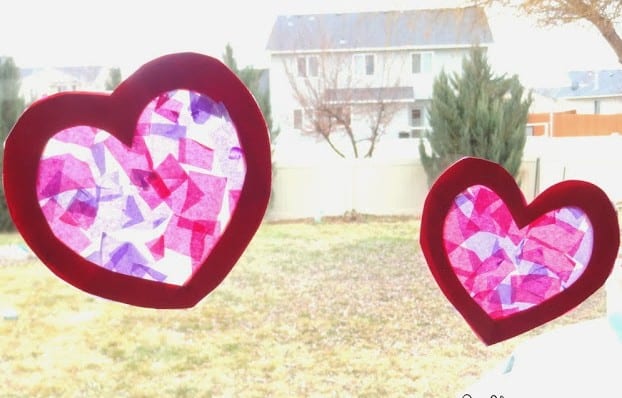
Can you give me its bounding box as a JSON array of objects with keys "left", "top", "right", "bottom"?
[
  {"left": 3, "top": 53, "right": 271, "bottom": 309},
  {"left": 420, "top": 157, "right": 619, "bottom": 345}
]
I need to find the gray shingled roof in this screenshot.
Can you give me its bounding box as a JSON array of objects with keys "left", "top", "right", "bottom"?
[
  {"left": 266, "top": 7, "right": 493, "bottom": 52},
  {"left": 535, "top": 70, "right": 622, "bottom": 99}
]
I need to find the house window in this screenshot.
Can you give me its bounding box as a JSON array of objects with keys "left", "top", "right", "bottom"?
[
  {"left": 410, "top": 108, "right": 423, "bottom": 127},
  {"left": 412, "top": 52, "right": 433, "bottom": 74},
  {"left": 398, "top": 107, "right": 425, "bottom": 139},
  {"left": 297, "top": 56, "right": 319, "bottom": 78},
  {"left": 297, "top": 58, "right": 307, "bottom": 77},
  {"left": 353, "top": 54, "right": 375, "bottom": 76},
  {"left": 308, "top": 56, "right": 319, "bottom": 77},
  {"left": 293, "top": 109, "right": 303, "bottom": 129},
  {"left": 398, "top": 129, "right": 424, "bottom": 139},
  {"left": 594, "top": 100, "right": 601, "bottom": 114}
]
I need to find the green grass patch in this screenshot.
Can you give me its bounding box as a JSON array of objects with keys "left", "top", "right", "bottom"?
[{"left": 0, "top": 217, "right": 606, "bottom": 397}]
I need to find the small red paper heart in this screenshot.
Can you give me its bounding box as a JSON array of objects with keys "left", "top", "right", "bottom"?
[
  {"left": 420, "top": 157, "right": 619, "bottom": 345},
  {"left": 3, "top": 53, "right": 271, "bottom": 309}
]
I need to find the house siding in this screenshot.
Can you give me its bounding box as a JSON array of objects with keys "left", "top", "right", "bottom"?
[
  {"left": 267, "top": 8, "right": 492, "bottom": 158},
  {"left": 532, "top": 69, "right": 622, "bottom": 116},
  {"left": 270, "top": 47, "right": 479, "bottom": 145},
  {"left": 563, "top": 97, "right": 622, "bottom": 115}
]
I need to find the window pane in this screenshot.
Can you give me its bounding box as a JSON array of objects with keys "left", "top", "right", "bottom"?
[
  {"left": 297, "top": 58, "right": 306, "bottom": 77},
  {"left": 421, "top": 53, "right": 432, "bottom": 73},
  {"left": 353, "top": 54, "right": 374, "bottom": 75},
  {"left": 308, "top": 56, "right": 319, "bottom": 77},
  {"left": 411, "top": 108, "right": 422, "bottom": 126},
  {"left": 413, "top": 52, "right": 433, "bottom": 74},
  {"left": 365, "top": 54, "right": 374, "bottom": 75},
  {"left": 412, "top": 53, "right": 421, "bottom": 74},
  {"left": 353, "top": 54, "right": 364, "bottom": 75}
]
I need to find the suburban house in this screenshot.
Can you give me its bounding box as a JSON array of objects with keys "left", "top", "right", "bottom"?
[
  {"left": 265, "top": 6, "right": 493, "bottom": 158},
  {"left": 526, "top": 69, "right": 622, "bottom": 136},
  {"left": 534, "top": 69, "right": 622, "bottom": 115},
  {"left": 20, "top": 66, "right": 111, "bottom": 104}
]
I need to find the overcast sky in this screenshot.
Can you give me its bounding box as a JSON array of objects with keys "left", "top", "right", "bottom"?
[{"left": 0, "top": 0, "right": 619, "bottom": 88}]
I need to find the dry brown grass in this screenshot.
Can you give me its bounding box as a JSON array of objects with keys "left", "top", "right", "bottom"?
[{"left": 0, "top": 218, "right": 606, "bottom": 397}]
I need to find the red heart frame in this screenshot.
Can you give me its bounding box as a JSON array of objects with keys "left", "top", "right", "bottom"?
[
  {"left": 3, "top": 53, "right": 271, "bottom": 309},
  {"left": 420, "top": 157, "right": 619, "bottom": 345}
]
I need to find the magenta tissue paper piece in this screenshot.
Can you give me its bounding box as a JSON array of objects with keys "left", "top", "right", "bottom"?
[
  {"left": 443, "top": 185, "right": 593, "bottom": 319},
  {"left": 36, "top": 90, "right": 246, "bottom": 285}
]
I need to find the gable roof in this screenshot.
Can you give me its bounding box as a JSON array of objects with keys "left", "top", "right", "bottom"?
[
  {"left": 535, "top": 70, "right": 622, "bottom": 99},
  {"left": 266, "top": 7, "right": 493, "bottom": 53}
]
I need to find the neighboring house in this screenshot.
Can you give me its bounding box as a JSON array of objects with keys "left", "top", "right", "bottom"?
[
  {"left": 526, "top": 70, "right": 622, "bottom": 136},
  {"left": 528, "top": 91, "right": 576, "bottom": 114},
  {"left": 265, "top": 7, "right": 493, "bottom": 158},
  {"left": 20, "top": 66, "right": 110, "bottom": 104},
  {"left": 534, "top": 69, "right": 622, "bottom": 115}
]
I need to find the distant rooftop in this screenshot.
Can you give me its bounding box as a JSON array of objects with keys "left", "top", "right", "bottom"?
[
  {"left": 20, "top": 66, "right": 104, "bottom": 82},
  {"left": 266, "top": 7, "right": 493, "bottom": 52},
  {"left": 535, "top": 70, "right": 622, "bottom": 99}
]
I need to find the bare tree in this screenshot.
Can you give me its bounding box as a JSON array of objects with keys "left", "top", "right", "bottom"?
[
  {"left": 284, "top": 51, "right": 405, "bottom": 159},
  {"left": 472, "top": 0, "right": 622, "bottom": 63},
  {"left": 280, "top": 14, "right": 409, "bottom": 159}
]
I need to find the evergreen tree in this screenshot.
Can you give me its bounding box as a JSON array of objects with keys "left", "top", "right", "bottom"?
[
  {"left": 222, "top": 44, "right": 239, "bottom": 76},
  {"left": 105, "top": 67, "right": 122, "bottom": 91},
  {"left": 0, "top": 57, "right": 25, "bottom": 230},
  {"left": 222, "top": 44, "right": 278, "bottom": 141},
  {"left": 419, "top": 47, "right": 532, "bottom": 185}
]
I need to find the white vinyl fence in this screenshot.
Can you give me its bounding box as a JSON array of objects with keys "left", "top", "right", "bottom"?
[
  {"left": 266, "top": 135, "right": 622, "bottom": 221},
  {"left": 266, "top": 157, "right": 538, "bottom": 221}
]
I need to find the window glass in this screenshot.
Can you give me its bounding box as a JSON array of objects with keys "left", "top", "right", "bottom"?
[
  {"left": 412, "top": 52, "right": 433, "bottom": 74},
  {"left": 308, "top": 56, "right": 319, "bottom": 77},
  {"left": 411, "top": 108, "right": 422, "bottom": 126},
  {"left": 297, "top": 57, "right": 306, "bottom": 77},
  {"left": 353, "top": 54, "right": 374, "bottom": 76},
  {"left": 365, "top": 54, "right": 374, "bottom": 75}
]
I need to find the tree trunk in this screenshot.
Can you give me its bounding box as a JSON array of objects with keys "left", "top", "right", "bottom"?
[
  {"left": 588, "top": 14, "right": 622, "bottom": 65},
  {"left": 345, "top": 126, "right": 359, "bottom": 158},
  {"left": 364, "top": 103, "right": 385, "bottom": 158},
  {"left": 321, "top": 134, "right": 346, "bottom": 158}
]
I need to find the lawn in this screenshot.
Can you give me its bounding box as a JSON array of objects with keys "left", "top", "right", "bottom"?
[{"left": 0, "top": 216, "right": 606, "bottom": 397}]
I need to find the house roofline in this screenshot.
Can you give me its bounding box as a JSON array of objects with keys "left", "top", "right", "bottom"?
[
  {"left": 267, "top": 42, "right": 492, "bottom": 55},
  {"left": 558, "top": 93, "right": 622, "bottom": 100}
]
